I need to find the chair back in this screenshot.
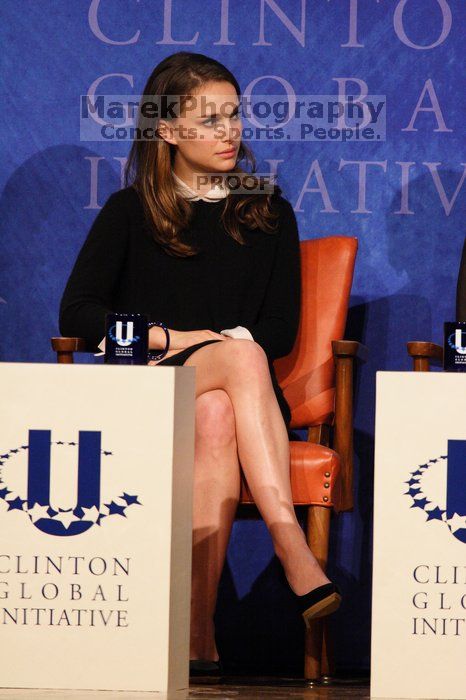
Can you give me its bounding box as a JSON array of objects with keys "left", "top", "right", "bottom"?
[{"left": 274, "top": 236, "right": 358, "bottom": 429}]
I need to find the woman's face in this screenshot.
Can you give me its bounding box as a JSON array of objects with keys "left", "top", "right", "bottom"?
[{"left": 159, "top": 80, "right": 242, "bottom": 181}]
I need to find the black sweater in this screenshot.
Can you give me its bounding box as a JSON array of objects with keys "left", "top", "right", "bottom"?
[{"left": 59, "top": 186, "right": 302, "bottom": 362}]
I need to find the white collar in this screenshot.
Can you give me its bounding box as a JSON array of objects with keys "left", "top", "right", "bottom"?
[{"left": 172, "top": 171, "right": 229, "bottom": 202}]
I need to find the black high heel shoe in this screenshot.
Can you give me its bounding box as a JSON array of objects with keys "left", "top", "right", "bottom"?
[
  {"left": 189, "top": 659, "right": 223, "bottom": 677},
  {"left": 295, "top": 582, "right": 342, "bottom": 628}
]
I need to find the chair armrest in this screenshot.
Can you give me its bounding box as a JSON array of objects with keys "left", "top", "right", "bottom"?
[
  {"left": 407, "top": 341, "right": 443, "bottom": 372},
  {"left": 332, "top": 339, "right": 368, "bottom": 362},
  {"left": 50, "top": 337, "right": 89, "bottom": 364},
  {"left": 331, "top": 340, "right": 367, "bottom": 511}
]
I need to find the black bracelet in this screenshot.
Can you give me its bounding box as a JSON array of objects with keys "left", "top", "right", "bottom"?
[{"left": 147, "top": 321, "right": 170, "bottom": 362}]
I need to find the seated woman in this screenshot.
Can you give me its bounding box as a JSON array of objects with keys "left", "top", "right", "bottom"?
[{"left": 59, "top": 50, "right": 342, "bottom": 673}]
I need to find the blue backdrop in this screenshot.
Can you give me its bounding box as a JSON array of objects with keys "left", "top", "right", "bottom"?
[{"left": 1, "top": 0, "right": 465, "bottom": 674}]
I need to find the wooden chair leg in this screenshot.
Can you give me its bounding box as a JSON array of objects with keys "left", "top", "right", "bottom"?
[
  {"left": 304, "top": 504, "right": 331, "bottom": 680},
  {"left": 321, "top": 616, "right": 336, "bottom": 677},
  {"left": 56, "top": 351, "right": 75, "bottom": 364},
  {"left": 305, "top": 615, "right": 323, "bottom": 682}
]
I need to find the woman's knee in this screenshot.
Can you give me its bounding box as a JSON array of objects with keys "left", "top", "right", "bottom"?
[
  {"left": 220, "top": 339, "right": 271, "bottom": 386},
  {"left": 195, "top": 389, "right": 236, "bottom": 447}
]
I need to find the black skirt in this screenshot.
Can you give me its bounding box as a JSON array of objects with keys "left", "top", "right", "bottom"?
[{"left": 155, "top": 339, "right": 292, "bottom": 431}]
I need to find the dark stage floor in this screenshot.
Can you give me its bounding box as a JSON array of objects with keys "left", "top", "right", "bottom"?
[{"left": 0, "top": 674, "right": 376, "bottom": 699}]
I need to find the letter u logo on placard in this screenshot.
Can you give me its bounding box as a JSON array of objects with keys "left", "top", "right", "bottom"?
[
  {"left": 404, "top": 439, "right": 466, "bottom": 543},
  {"left": 115, "top": 320, "right": 135, "bottom": 346},
  {"left": 454, "top": 329, "right": 466, "bottom": 354},
  {"left": 446, "top": 440, "right": 466, "bottom": 543},
  {"left": 28, "top": 429, "right": 101, "bottom": 536}
]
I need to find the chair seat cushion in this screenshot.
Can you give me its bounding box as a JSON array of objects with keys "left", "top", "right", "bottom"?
[{"left": 240, "top": 440, "right": 341, "bottom": 509}]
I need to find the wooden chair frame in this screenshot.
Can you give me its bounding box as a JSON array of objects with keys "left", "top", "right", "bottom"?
[
  {"left": 407, "top": 341, "right": 443, "bottom": 372},
  {"left": 291, "top": 339, "right": 366, "bottom": 681}
]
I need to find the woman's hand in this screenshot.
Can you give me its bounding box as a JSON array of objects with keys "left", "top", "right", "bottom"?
[
  {"left": 147, "top": 328, "right": 228, "bottom": 366},
  {"left": 170, "top": 329, "right": 227, "bottom": 349}
]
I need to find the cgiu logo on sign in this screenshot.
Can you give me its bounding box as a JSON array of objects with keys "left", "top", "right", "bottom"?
[
  {"left": 447, "top": 329, "right": 466, "bottom": 355},
  {"left": 108, "top": 321, "right": 140, "bottom": 347},
  {"left": 404, "top": 439, "right": 466, "bottom": 544},
  {"left": 0, "top": 430, "right": 142, "bottom": 537}
]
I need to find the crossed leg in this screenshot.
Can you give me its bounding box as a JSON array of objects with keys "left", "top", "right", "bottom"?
[
  {"left": 190, "top": 389, "right": 239, "bottom": 661},
  {"left": 186, "top": 339, "right": 331, "bottom": 660}
]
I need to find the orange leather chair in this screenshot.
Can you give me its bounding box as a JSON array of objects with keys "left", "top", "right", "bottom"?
[
  {"left": 238, "top": 236, "right": 365, "bottom": 681},
  {"left": 51, "top": 235, "right": 365, "bottom": 682}
]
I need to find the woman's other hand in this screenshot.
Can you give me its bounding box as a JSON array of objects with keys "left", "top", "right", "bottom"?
[{"left": 147, "top": 328, "right": 228, "bottom": 365}]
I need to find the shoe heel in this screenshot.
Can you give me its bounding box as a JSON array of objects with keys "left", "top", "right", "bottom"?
[{"left": 302, "top": 591, "right": 342, "bottom": 628}]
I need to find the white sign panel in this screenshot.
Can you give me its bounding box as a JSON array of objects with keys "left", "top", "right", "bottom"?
[
  {"left": 0, "top": 363, "right": 195, "bottom": 694},
  {"left": 372, "top": 371, "right": 466, "bottom": 700}
]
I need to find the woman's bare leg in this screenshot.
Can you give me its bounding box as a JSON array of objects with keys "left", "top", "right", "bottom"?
[
  {"left": 184, "top": 339, "right": 331, "bottom": 596},
  {"left": 190, "top": 389, "right": 240, "bottom": 661}
]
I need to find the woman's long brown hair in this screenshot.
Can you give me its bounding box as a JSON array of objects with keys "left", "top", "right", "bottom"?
[{"left": 124, "top": 51, "right": 282, "bottom": 257}]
